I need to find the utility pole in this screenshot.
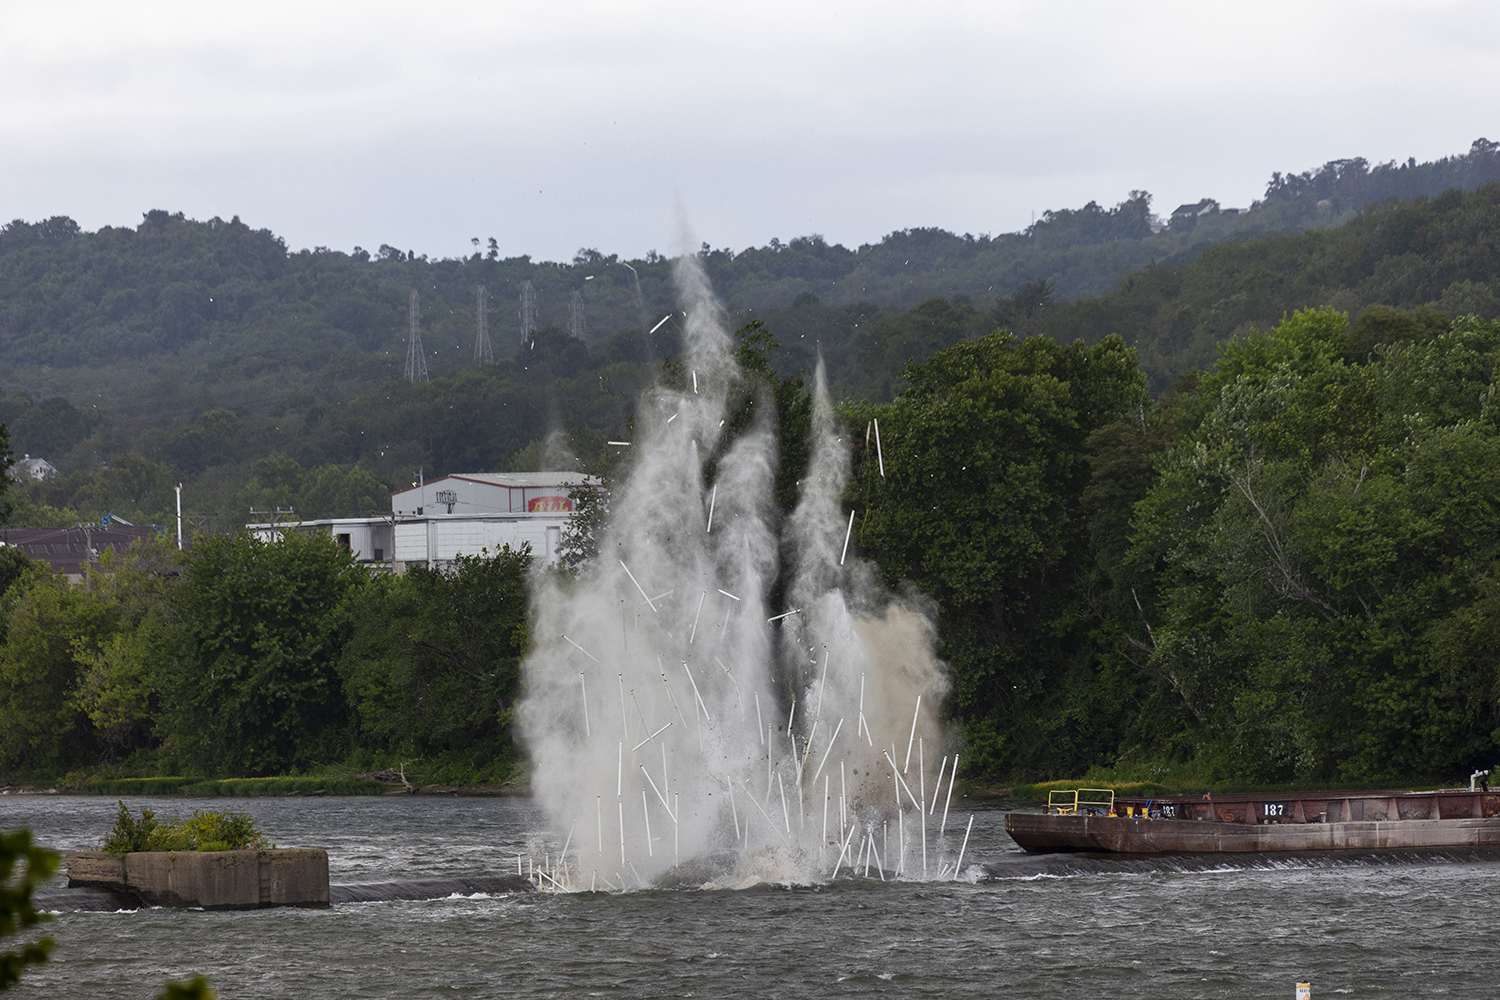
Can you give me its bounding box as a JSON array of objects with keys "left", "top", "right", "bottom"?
[
  {"left": 519, "top": 280, "right": 536, "bottom": 346},
  {"left": 405, "top": 289, "right": 429, "bottom": 382},
  {"left": 474, "top": 285, "right": 493, "bottom": 362},
  {"left": 569, "top": 289, "right": 586, "bottom": 339}
]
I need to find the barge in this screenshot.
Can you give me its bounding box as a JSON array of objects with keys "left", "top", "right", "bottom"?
[{"left": 1005, "top": 786, "right": 1500, "bottom": 854}]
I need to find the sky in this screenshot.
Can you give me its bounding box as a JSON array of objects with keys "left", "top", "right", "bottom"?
[{"left": 3, "top": 0, "right": 1499, "bottom": 262}]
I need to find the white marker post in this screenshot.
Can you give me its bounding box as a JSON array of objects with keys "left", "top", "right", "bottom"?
[
  {"left": 954, "top": 814, "right": 974, "bottom": 880},
  {"left": 903, "top": 695, "right": 922, "bottom": 773},
  {"left": 642, "top": 790, "right": 653, "bottom": 857},
  {"left": 941, "top": 754, "right": 959, "bottom": 835},
  {"left": 812, "top": 717, "right": 843, "bottom": 788},
  {"left": 931, "top": 755, "right": 947, "bottom": 813},
  {"left": 840, "top": 509, "right": 856, "bottom": 565},
  {"left": 689, "top": 591, "right": 705, "bottom": 644},
  {"left": 821, "top": 774, "right": 830, "bottom": 865},
  {"left": 618, "top": 674, "right": 629, "bottom": 739},
  {"left": 640, "top": 764, "right": 672, "bottom": 817},
  {"left": 619, "top": 560, "right": 658, "bottom": 612}
]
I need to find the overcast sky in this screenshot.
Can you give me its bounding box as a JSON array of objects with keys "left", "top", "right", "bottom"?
[{"left": 3, "top": 0, "right": 1498, "bottom": 262}]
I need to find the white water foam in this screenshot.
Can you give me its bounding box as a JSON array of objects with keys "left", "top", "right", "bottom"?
[{"left": 519, "top": 255, "right": 952, "bottom": 887}]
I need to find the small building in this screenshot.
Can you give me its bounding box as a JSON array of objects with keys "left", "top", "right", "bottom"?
[
  {"left": 390, "top": 472, "right": 584, "bottom": 517},
  {"left": 13, "top": 454, "right": 57, "bottom": 481},
  {"left": 247, "top": 471, "right": 592, "bottom": 570},
  {"left": 0, "top": 524, "right": 160, "bottom": 582},
  {"left": 1171, "top": 198, "right": 1220, "bottom": 219}
]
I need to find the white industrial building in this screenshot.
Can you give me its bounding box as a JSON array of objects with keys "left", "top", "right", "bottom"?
[{"left": 247, "top": 471, "right": 592, "bottom": 570}]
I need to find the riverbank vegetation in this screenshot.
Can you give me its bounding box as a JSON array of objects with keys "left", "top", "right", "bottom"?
[
  {"left": 4, "top": 300, "right": 1500, "bottom": 791},
  {"left": 0, "top": 531, "right": 533, "bottom": 788},
  {"left": 5, "top": 172, "right": 1500, "bottom": 790}
]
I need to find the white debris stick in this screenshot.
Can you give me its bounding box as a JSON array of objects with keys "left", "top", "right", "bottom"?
[
  {"left": 954, "top": 814, "right": 974, "bottom": 880},
  {"left": 689, "top": 591, "right": 706, "bottom": 644},
  {"left": 619, "top": 560, "right": 658, "bottom": 613},
  {"left": 580, "top": 673, "right": 591, "bottom": 737},
  {"left": 903, "top": 695, "right": 922, "bottom": 773}
]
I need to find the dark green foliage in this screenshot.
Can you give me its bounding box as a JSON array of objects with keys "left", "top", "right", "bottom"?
[
  {"left": 1133, "top": 308, "right": 1500, "bottom": 782},
  {"left": 101, "top": 800, "right": 158, "bottom": 853},
  {"left": 3, "top": 140, "right": 1495, "bottom": 439},
  {"left": 339, "top": 546, "right": 531, "bottom": 773},
  {"left": 16, "top": 152, "right": 1500, "bottom": 537},
  {"left": 80, "top": 777, "right": 190, "bottom": 795},
  {"left": 102, "top": 802, "right": 268, "bottom": 853},
  {"left": 0, "top": 828, "right": 56, "bottom": 990},
  {"left": 0, "top": 549, "right": 31, "bottom": 601},
  {"left": 1034, "top": 182, "right": 1500, "bottom": 392},
  {"left": 167, "top": 532, "right": 362, "bottom": 775},
  {"left": 852, "top": 330, "right": 1148, "bottom": 777}
]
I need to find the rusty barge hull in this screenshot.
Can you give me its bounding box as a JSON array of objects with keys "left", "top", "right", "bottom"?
[{"left": 1006, "top": 789, "right": 1500, "bottom": 855}]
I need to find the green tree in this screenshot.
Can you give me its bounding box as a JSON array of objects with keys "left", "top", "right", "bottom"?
[
  {"left": 852, "top": 329, "right": 1147, "bottom": 777},
  {"left": 297, "top": 464, "right": 390, "bottom": 519},
  {"left": 166, "top": 532, "right": 364, "bottom": 774},
  {"left": 1133, "top": 309, "right": 1500, "bottom": 781},
  {"left": 0, "top": 577, "right": 120, "bottom": 774},
  {"left": 340, "top": 546, "right": 531, "bottom": 779}
]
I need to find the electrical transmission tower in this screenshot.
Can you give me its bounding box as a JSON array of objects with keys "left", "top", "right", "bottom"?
[
  {"left": 569, "top": 289, "right": 586, "bottom": 339},
  {"left": 519, "top": 280, "right": 537, "bottom": 345},
  {"left": 405, "top": 289, "right": 429, "bottom": 382},
  {"left": 474, "top": 285, "right": 493, "bottom": 362}
]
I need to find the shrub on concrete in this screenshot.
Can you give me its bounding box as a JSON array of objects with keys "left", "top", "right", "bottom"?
[{"left": 102, "top": 802, "right": 270, "bottom": 854}]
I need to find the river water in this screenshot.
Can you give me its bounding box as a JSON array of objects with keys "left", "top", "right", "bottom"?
[{"left": 4, "top": 793, "right": 1498, "bottom": 998}]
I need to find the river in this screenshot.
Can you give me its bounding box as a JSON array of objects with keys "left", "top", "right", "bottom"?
[{"left": 4, "top": 793, "right": 1498, "bottom": 998}]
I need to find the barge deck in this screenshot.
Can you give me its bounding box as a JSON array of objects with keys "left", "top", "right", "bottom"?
[{"left": 1005, "top": 788, "right": 1500, "bottom": 854}]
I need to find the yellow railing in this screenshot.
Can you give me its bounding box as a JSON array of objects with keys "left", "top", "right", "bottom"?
[{"left": 1047, "top": 788, "right": 1116, "bottom": 816}]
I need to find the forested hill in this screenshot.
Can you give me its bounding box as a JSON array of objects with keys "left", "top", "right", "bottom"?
[
  {"left": 10, "top": 181, "right": 1500, "bottom": 535},
  {"left": 1028, "top": 182, "right": 1500, "bottom": 392},
  {"left": 4, "top": 140, "right": 1499, "bottom": 416}
]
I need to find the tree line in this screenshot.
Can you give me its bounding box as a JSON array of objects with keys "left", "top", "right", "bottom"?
[
  {"left": 0, "top": 515, "right": 532, "bottom": 784},
  {"left": 5, "top": 138, "right": 1499, "bottom": 427},
  {"left": 11, "top": 175, "right": 1500, "bottom": 545},
  {"left": 4, "top": 301, "right": 1500, "bottom": 786}
]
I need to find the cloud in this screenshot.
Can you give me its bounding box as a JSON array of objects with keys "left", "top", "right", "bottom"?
[{"left": 2, "top": 0, "right": 1499, "bottom": 259}]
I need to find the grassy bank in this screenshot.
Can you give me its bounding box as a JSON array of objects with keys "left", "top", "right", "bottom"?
[{"left": 80, "top": 776, "right": 389, "bottom": 797}]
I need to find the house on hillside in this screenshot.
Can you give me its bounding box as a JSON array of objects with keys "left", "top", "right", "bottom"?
[
  {"left": 1171, "top": 198, "right": 1220, "bottom": 219},
  {"left": 247, "top": 471, "right": 593, "bottom": 570},
  {"left": 13, "top": 455, "right": 57, "bottom": 481}
]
